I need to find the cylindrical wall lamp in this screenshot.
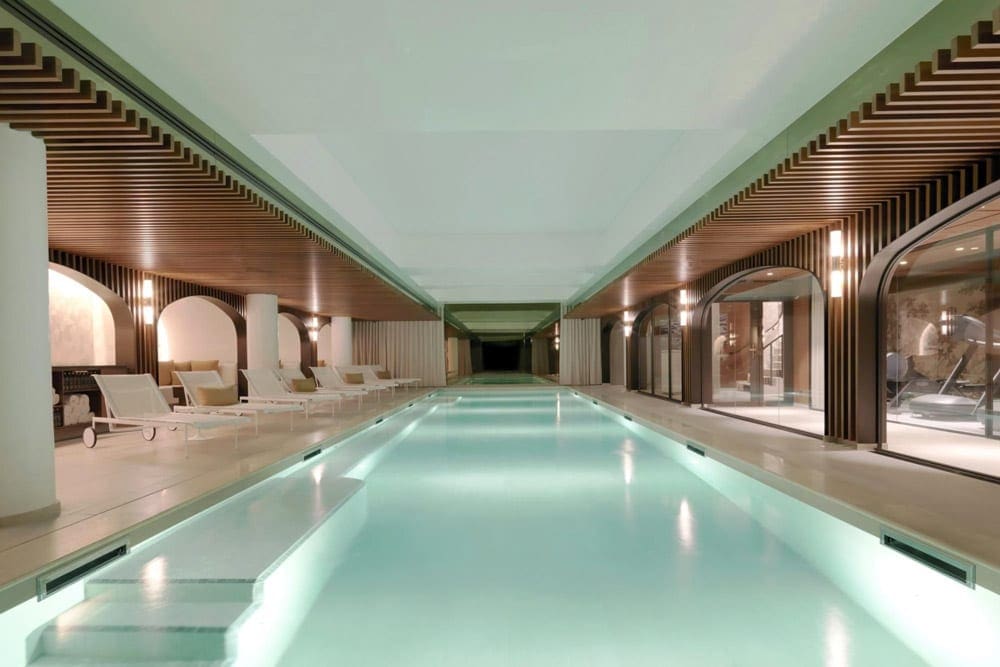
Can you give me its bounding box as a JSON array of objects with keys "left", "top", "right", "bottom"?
[
  {"left": 307, "top": 316, "right": 320, "bottom": 342},
  {"left": 141, "top": 278, "right": 155, "bottom": 325},
  {"left": 679, "top": 289, "right": 690, "bottom": 326},
  {"left": 829, "top": 229, "right": 845, "bottom": 298}
]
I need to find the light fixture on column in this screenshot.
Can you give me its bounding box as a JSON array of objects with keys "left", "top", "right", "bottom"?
[
  {"left": 679, "top": 289, "right": 690, "bottom": 326},
  {"left": 829, "top": 229, "right": 845, "bottom": 298},
  {"left": 141, "top": 278, "right": 154, "bottom": 325},
  {"left": 622, "top": 311, "right": 633, "bottom": 337},
  {"left": 307, "top": 316, "right": 319, "bottom": 342},
  {"left": 554, "top": 335, "right": 560, "bottom": 351},
  {"left": 939, "top": 307, "right": 956, "bottom": 337}
]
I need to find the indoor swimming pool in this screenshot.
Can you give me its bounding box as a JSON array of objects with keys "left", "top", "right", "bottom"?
[{"left": 6, "top": 390, "right": 999, "bottom": 666}]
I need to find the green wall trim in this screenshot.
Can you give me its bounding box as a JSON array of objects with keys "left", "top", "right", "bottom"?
[{"left": 566, "top": 0, "right": 998, "bottom": 309}]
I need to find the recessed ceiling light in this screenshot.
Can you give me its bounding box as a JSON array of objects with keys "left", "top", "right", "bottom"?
[
  {"left": 766, "top": 272, "right": 774, "bottom": 276},
  {"left": 899, "top": 260, "right": 908, "bottom": 265},
  {"left": 970, "top": 246, "right": 980, "bottom": 251},
  {"left": 955, "top": 247, "right": 965, "bottom": 252}
]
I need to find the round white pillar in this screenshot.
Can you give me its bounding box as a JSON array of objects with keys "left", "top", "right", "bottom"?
[
  {"left": 246, "top": 294, "right": 279, "bottom": 369},
  {"left": 329, "top": 316, "right": 352, "bottom": 367},
  {"left": 0, "top": 126, "right": 58, "bottom": 523}
]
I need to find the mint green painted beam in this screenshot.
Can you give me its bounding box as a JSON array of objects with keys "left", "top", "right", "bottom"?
[{"left": 568, "top": 0, "right": 998, "bottom": 309}]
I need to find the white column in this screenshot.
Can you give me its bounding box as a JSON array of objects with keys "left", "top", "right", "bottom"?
[
  {"left": 246, "top": 294, "right": 279, "bottom": 369},
  {"left": 328, "top": 316, "right": 352, "bottom": 367},
  {"left": 0, "top": 126, "right": 58, "bottom": 523}
]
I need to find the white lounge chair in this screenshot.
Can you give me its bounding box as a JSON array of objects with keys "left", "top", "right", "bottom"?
[
  {"left": 311, "top": 366, "right": 388, "bottom": 401},
  {"left": 276, "top": 367, "right": 364, "bottom": 408},
  {"left": 174, "top": 370, "right": 302, "bottom": 434},
  {"left": 337, "top": 365, "right": 399, "bottom": 394},
  {"left": 242, "top": 368, "right": 340, "bottom": 418},
  {"left": 368, "top": 364, "right": 421, "bottom": 387},
  {"left": 86, "top": 374, "right": 250, "bottom": 456}
]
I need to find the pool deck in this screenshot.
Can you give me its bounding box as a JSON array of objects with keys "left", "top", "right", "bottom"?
[
  {"left": 575, "top": 384, "right": 1000, "bottom": 594},
  {"left": 0, "top": 387, "right": 432, "bottom": 614}
]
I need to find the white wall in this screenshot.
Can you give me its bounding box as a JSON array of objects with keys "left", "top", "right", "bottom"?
[
  {"left": 157, "top": 297, "right": 237, "bottom": 363},
  {"left": 49, "top": 269, "right": 115, "bottom": 366},
  {"left": 278, "top": 313, "right": 302, "bottom": 369},
  {"left": 316, "top": 323, "right": 332, "bottom": 365}
]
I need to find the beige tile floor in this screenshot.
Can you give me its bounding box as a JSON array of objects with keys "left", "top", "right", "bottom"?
[
  {"left": 0, "top": 387, "right": 431, "bottom": 612},
  {"left": 707, "top": 403, "right": 1000, "bottom": 478},
  {"left": 576, "top": 385, "right": 1000, "bottom": 593}
]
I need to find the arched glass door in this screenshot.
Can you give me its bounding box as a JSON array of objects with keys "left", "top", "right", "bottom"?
[{"left": 704, "top": 268, "right": 825, "bottom": 435}]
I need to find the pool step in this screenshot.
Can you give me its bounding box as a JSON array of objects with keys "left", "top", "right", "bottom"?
[
  {"left": 35, "top": 599, "right": 251, "bottom": 662},
  {"left": 85, "top": 578, "right": 257, "bottom": 603},
  {"left": 27, "top": 474, "right": 368, "bottom": 666},
  {"left": 31, "top": 659, "right": 226, "bottom": 666}
]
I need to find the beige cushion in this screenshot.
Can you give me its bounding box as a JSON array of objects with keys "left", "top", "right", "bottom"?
[
  {"left": 157, "top": 360, "right": 175, "bottom": 386},
  {"left": 374, "top": 370, "right": 391, "bottom": 380},
  {"left": 191, "top": 359, "right": 219, "bottom": 372},
  {"left": 194, "top": 384, "right": 237, "bottom": 406},
  {"left": 291, "top": 378, "right": 316, "bottom": 392},
  {"left": 174, "top": 361, "right": 192, "bottom": 372},
  {"left": 343, "top": 372, "right": 365, "bottom": 384}
]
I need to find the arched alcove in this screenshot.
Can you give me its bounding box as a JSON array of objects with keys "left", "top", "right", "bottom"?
[
  {"left": 858, "top": 180, "right": 1000, "bottom": 479},
  {"left": 157, "top": 296, "right": 243, "bottom": 386},
  {"left": 48, "top": 263, "right": 136, "bottom": 370},
  {"left": 278, "top": 311, "right": 309, "bottom": 373},
  {"left": 697, "top": 266, "right": 825, "bottom": 436}
]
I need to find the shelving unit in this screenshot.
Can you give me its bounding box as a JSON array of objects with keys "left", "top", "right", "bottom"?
[{"left": 52, "top": 366, "right": 126, "bottom": 444}]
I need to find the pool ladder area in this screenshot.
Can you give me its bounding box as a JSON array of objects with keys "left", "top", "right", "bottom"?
[{"left": 27, "top": 474, "right": 369, "bottom": 666}]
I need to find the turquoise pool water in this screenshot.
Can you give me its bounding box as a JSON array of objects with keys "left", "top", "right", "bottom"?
[
  {"left": 280, "top": 391, "right": 927, "bottom": 666},
  {"left": 454, "top": 372, "right": 553, "bottom": 385}
]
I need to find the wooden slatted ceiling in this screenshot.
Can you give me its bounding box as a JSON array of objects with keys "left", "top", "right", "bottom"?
[
  {"left": 0, "top": 27, "right": 437, "bottom": 322},
  {"left": 567, "top": 12, "right": 1000, "bottom": 318}
]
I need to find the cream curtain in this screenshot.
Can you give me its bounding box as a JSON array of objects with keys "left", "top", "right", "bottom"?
[
  {"left": 352, "top": 320, "right": 447, "bottom": 386},
  {"left": 559, "top": 318, "right": 602, "bottom": 385},
  {"left": 609, "top": 322, "right": 626, "bottom": 386},
  {"left": 531, "top": 335, "right": 549, "bottom": 376},
  {"left": 457, "top": 338, "right": 473, "bottom": 376}
]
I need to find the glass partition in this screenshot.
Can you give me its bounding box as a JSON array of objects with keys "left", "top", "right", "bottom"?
[
  {"left": 634, "top": 303, "right": 683, "bottom": 400},
  {"left": 883, "top": 207, "right": 1000, "bottom": 478},
  {"left": 704, "top": 268, "right": 825, "bottom": 436}
]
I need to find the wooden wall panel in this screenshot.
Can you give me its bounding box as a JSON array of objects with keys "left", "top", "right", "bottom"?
[{"left": 0, "top": 26, "right": 436, "bottom": 322}]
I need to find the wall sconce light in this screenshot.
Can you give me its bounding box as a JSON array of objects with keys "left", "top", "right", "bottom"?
[
  {"left": 679, "top": 289, "right": 691, "bottom": 326},
  {"left": 622, "top": 311, "right": 633, "bottom": 337},
  {"left": 307, "top": 316, "right": 320, "bottom": 342},
  {"left": 141, "top": 279, "right": 154, "bottom": 325},
  {"left": 939, "top": 307, "right": 955, "bottom": 337},
  {"left": 829, "top": 229, "right": 845, "bottom": 298},
  {"left": 623, "top": 324, "right": 633, "bottom": 337},
  {"left": 554, "top": 335, "right": 560, "bottom": 351}
]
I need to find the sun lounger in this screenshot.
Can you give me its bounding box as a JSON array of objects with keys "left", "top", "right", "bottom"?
[
  {"left": 242, "top": 368, "right": 340, "bottom": 418},
  {"left": 87, "top": 374, "right": 250, "bottom": 456},
  {"left": 310, "top": 365, "right": 388, "bottom": 401},
  {"left": 276, "top": 367, "right": 363, "bottom": 408},
  {"left": 174, "top": 370, "right": 302, "bottom": 434},
  {"left": 368, "top": 364, "right": 421, "bottom": 387},
  {"left": 337, "top": 366, "right": 400, "bottom": 394}
]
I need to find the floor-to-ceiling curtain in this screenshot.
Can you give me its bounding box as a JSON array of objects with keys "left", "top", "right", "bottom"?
[
  {"left": 609, "top": 322, "right": 626, "bottom": 386},
  {"left": 352, "top": 320, "right": 447, "bottom": 386},
  {"left": 457, "top": 338, "right": 473, "bottom": 376},
  {"left": 559, "top": 318, "right": 602, "bottom": 385},
  {"left": 531, "top": 335, "right": 549, "bottom": 376}
]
